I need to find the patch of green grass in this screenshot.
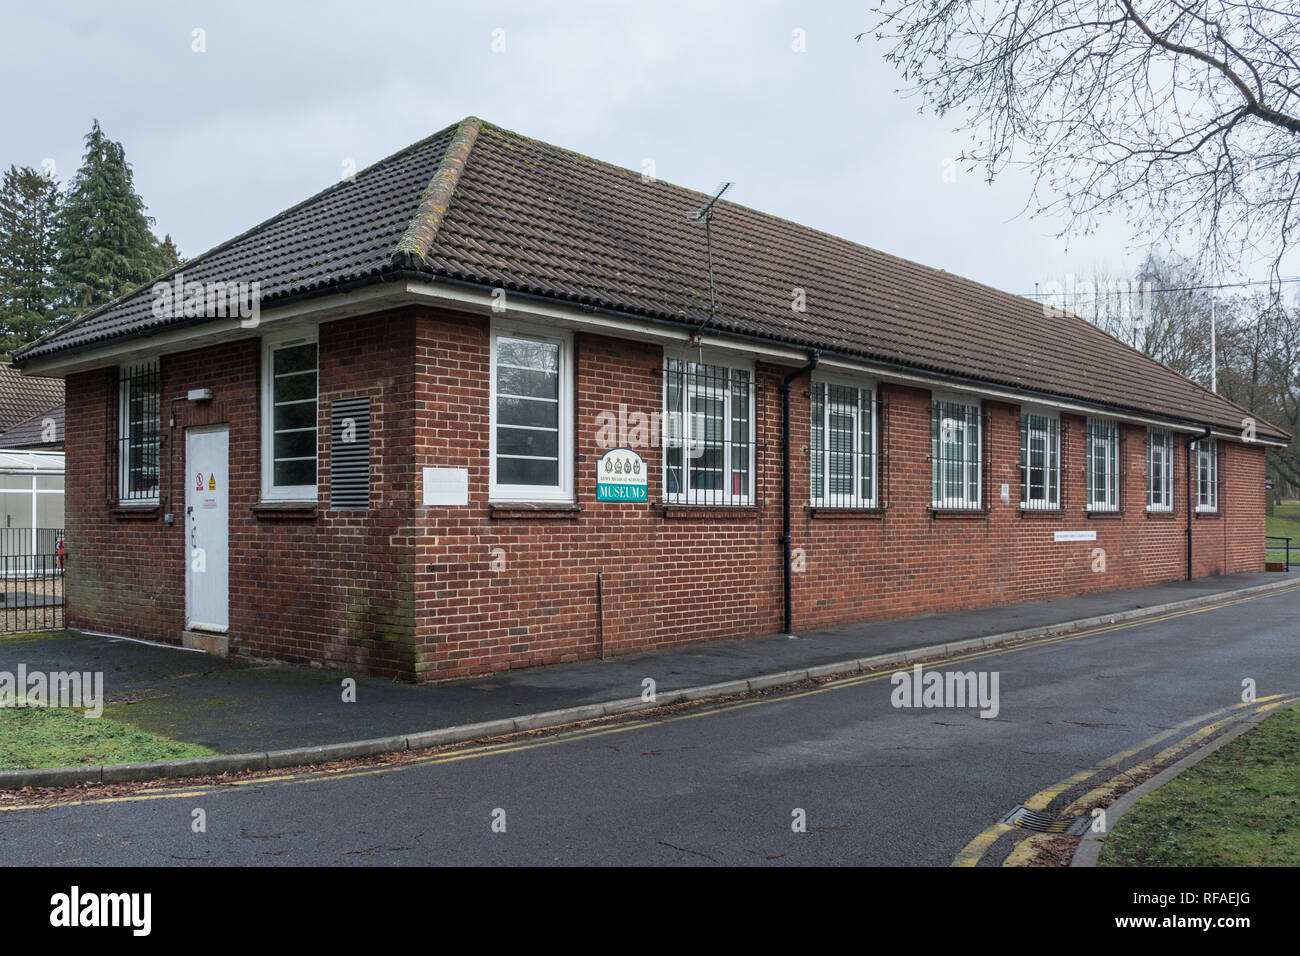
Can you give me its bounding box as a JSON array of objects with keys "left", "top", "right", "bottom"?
[
  {"left": 0, "top": 704, "right": 217, "bottom": 771},
  {"left": 1100, "top": 703, "right": 1300, "bottom": 867},
  {"left": 0, "top": 630, "right": 75, "bottom": 646},
  {"left": 1267, "top": 500, "right": 1300, "bottom": 544}
]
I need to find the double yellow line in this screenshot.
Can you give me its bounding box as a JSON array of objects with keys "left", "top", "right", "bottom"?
[
  {"left": 954, "top": 692, "right": 1300, "bottom": 867},
  {"left": 5, "top": 582, "right": 1299, "bottom": 815}
]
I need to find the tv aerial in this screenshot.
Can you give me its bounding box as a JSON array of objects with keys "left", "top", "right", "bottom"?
[{"left": 686, "top": 182, "right": 733, "bottom": 341}]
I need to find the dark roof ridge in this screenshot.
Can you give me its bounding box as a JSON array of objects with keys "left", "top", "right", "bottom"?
[{"left": 392, "top": 116, "right": 483, "bottom": 269}]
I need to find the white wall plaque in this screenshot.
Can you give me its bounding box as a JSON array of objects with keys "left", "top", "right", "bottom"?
[
  {"left": 1054, "top": 530, "right": 1097, "bottom": 542},
  {"left": 422, "top": 467, "right": 469, "bottom": 506}
]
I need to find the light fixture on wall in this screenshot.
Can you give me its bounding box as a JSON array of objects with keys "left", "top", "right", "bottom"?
[{"left": 187, "top": 388, "right": 214, "bottom": 401}]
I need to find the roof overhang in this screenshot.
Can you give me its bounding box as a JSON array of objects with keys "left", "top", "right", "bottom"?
[{"left": 16, "top": 275, "right": 1291, "bottom": 448}]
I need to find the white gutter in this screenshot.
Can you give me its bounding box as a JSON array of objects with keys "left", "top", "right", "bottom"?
[{"left": 17, "top": 277, "right": 1289, "bottom": 448}]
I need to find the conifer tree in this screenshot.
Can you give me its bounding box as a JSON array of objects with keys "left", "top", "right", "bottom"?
[
  {"left": 0, "top": 164, "right": 61, "bottom": 353},
  {"left": 52, "top": 119, "right": 167, "bottom": 318}
]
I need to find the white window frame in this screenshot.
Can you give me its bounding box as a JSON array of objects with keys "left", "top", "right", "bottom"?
[
  {"left": 1085, "top": 418, "right": 1120, "bottom": 512},
  {"left": 810, "top": 374, "right": 877, "bottom": 508},
  {"left": 662, "top": 349, "right": 756, "bottom": 506},
  {"left": 261, "top": 332, "right": 319, "bottom": 502},
  {"left": 1147, "top": 428, "right": 1174, "bottom": 512},
  {"left": 1196, "top": 439, "right": 1218, "bottom": 512},
  {"left": 118, "top": 360, "right": 160, "bottom": 504},
  {"left": 1019, "top": 408, "right": 1060, "bottom": 509},
  {"left": 489, "top": 321, "right": 574, "bottom": 503},
  {"left": 931, "top": 394, "right": 982, "bottom": 510}
]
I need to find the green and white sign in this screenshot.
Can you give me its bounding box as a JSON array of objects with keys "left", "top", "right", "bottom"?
[{"left": 596, "top": 447, "right": 647, "bottom": 502}]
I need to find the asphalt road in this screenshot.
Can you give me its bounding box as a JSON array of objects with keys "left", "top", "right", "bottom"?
[{"left": 4, "top": 583, "right": 1299, "bottom": 866}]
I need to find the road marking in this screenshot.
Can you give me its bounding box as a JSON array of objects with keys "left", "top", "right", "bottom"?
[
  {"left": 964, "top": 694, "right": 1300, "bottom": 867},
  {"left": 5, "top": 583, "right": 1299, "bottom": 814}
]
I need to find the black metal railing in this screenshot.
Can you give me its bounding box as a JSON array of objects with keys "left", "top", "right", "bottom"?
[
  {"left": 0, "top": 551, "right": 64, "bottom": 633},
  {"left": 663, "top": 359, "right": 759, "bottom": 506},
  {"left": 1266, "top": 535, "right": 1293, "bottom": 570},
  {"left": 0, "top": 527, "right": 64, "bottom": 558}
]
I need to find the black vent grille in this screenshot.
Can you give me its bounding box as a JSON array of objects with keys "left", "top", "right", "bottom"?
[{"left": 330, "top": 397, "right": 371, "bottom": 510}]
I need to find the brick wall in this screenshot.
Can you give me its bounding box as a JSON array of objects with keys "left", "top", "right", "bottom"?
[
  {"left": 62, "top": 303, "right": 1270, "bottom": 682},
  {"left": 64, "top": 311, "right": 419, "bottom": 678}
]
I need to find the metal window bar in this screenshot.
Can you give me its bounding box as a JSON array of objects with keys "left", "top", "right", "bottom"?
[
  {"left": 1020, "top": 413, "right": 1060, "bottom": 510},
  {"left": 811, "top": 383, "right": 877, "bottom": 508},
  {"left": 1085, "top": 419, "right": 1120, "bottom": 512},
  {"left": 1195, "top": 439, "right": 1218, "bottom": 512},
  {"left": 109, "top": 362, "right": 161, "bottom": 503},
  {"left": 663, "top": 359, "right": 758, "bottom": 506},
  {"left": 880, "top": 396, "right": 891, "bottom": 511},
  {"left": 930, "top": 400, "right": 981, "bottom": 509}
]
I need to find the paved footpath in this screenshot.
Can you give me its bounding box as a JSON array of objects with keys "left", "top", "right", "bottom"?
[{"left": 0, "top": 572, "right": 1288, "bottom": 754}]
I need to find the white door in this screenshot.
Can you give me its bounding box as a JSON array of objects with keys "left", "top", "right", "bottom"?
[{"left": 185, "top": 426, "right": 229, "bottom": 631}]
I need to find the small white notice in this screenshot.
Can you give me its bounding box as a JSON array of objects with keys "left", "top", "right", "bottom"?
[
  {"left": 422, "top": 467, "right": 468, "bottom": 506},
  {"left": 1054, "top": 530, "right": 1097, "bottom": 542}
]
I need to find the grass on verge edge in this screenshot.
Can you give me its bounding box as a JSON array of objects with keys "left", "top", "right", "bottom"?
[
  {"left": 1100, "top": 703, "right": 1300, "bottom": 866},
  {"left": 0, "top": 704, "right": 217, "bottom": 771}
]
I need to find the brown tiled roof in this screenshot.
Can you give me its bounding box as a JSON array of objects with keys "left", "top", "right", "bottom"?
[
  {"left": 0, "top": 402, "right": 63, "bottom": 450},
  {"left": 15, "top": 117, "right": 1289, "bottom": 441},
  {"left": 0, "top": 363, "right": 63, "bottom": 431}
]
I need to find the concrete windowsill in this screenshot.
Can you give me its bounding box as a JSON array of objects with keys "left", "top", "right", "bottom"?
[
  {"left": 489, "top": 502, "right": 582, "bottom": 520},
  {"left": 253, "top": 500, "right": 318, "bottom": 519},
  {"left": 808, "top": 507, "right": 886, "bottom": 520},
  {"left": 658, "top": 504, "right": 761, "bottom": 519},
  {"left": 112, "top": 504, "right": 159, "bottom": 520}
]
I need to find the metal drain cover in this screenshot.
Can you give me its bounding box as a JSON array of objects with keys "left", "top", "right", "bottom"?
[{"left": 1001, "top": 805, "right": 1089, "bottom": 835}]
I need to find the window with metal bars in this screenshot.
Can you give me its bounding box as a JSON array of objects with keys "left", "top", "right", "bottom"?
[
  {"left": 810, "top": 379, "right": 876, "bottom": 508},
  {"left": 931, "top": 397, "right": 981, "bottom": 509},
  {"left": 114, "top": 361, "right": 160, "bottom": 503},
  {"left": 1085, "top": 418, "right": 1120, "bottom": 512},
  {"left": 1020, "top": 412, "right": 1060, "bottom": 509},
  {"left": 1147, "top": 428, "right": 1174, "bottom": 512},
  {"left": 1196, "top": 438, "right": 1218, "bottom": 512},
  {"left": 663, "top": 354, "right": 754, "bottom": 505}
]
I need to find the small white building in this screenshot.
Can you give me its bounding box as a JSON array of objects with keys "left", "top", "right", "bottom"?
[{"left": 0, "top": 450, "right": 65, "bottom": 557}]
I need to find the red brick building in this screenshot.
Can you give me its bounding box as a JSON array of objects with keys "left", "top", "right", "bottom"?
[{"left": 15, "top": 117, "right": 1289, "bottom": 680}]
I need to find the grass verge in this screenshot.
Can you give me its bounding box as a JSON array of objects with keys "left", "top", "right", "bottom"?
[
  {"left": 0, "top": 704, "right": 217, "bottom": 771},
  {"left": 1099, "top": 703, "right": 1300, "bottom": 866}
]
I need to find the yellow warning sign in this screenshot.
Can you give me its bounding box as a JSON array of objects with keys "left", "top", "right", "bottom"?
[{"left": 207, "top": 473, "right": 216, "bottom": 491}]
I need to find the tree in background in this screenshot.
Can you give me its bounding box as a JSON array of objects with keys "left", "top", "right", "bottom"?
[
  {"left": 156, "top": 233, "right": 183, "bottom": 271},
  {"left": 864, "top": 2, "right": 1300, "bottom": 280},
  {"left": 1218, "top": 294, "right": 1300, "bottom": 496},
  {"left": 0, "top": 165, "right": 61, "bottom": 353},
  {"left": 52, "top": 119, "right": 168, "bottom": 319}
]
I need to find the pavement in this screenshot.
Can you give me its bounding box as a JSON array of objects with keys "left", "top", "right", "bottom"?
[{"left": 0, "top": 571, "right": 1290, "bottom": 761}]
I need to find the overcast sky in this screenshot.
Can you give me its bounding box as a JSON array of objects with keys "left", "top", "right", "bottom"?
[{"left": 4, "top": 1, "right": 1290, "bottom": 301}]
